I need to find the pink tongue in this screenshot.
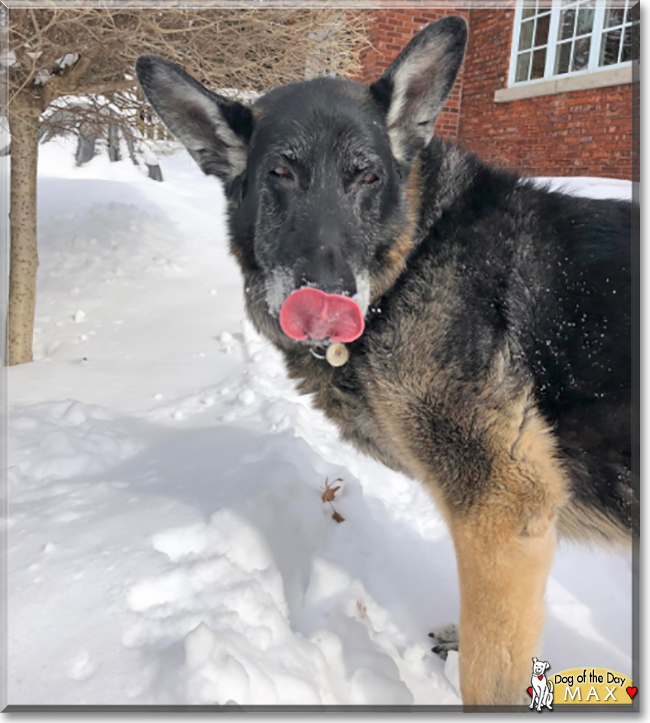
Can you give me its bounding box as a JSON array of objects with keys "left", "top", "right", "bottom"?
[{"left": 279, "top": 288, "right": 365, "bottom": 343}]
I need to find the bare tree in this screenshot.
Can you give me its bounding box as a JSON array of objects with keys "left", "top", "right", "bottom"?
[{"left": 3, "top": 4, "right": 369, "bottom": 365}]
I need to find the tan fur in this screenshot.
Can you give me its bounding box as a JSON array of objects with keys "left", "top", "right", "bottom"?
[
  {"left": 369, "top": 157, "right": 421, "bottom": 301},
  {"left": 480, "top": 388, "right": 568, "bottom": 532},
  {"left": 452, "top": 515, "right": 556, "bottom": 706},
  {"left": 451, "top": 394, "right": 566, "bottom": 705},
  {"left": 558, "top": 501, "right": 632, "bottom": 547}
]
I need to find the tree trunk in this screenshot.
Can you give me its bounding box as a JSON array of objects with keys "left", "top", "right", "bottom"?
[
  {"left": 7, "top": 108, "right": 40, "bottom": 365},
  {"left": 123, "top": 129, "right": 138, "bottom": 166},
  {"left": 75, "top": 127, "right": 97, "bottom": 166},
  {"left": 146, "top": 163, "right": 163, "bottom": 182},
  {"left": 107, "top": 124, "right": 121, "bottom": 162}
]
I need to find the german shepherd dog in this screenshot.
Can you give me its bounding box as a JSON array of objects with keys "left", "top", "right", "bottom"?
[{"left": 136, "top": 16, "right": 636, "bottom": 706}]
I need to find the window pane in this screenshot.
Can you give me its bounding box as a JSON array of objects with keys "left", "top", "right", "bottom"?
[
  {"left": 604, "top": 6, "right": 625, "bottom": 28},
  {"left": 555, "top": 41, "right": 572, "bottom": 74},
  {"left": 522, "top": 2, "right": 536, "bottom": 20},
  {"left": 531, "top": 48, "right": 547, "bottom": 78},
  {"left": 535, "top": 13, "right": 550, "bottom": 46},
  {"left": 576, "top": 5, "right": 595, "bottom": 35},
  {"left": 519, "top": 18, "right": 535, "bottom": 50},
  {"left": 600, "top": 28, "right": 622, "bottom": 65},
  {"left": 620, "top": 26, "right": 634, "bottom": 62},
  {"left": 572, "top": 36, "right": 591, "bottom": 70},
  {"left": 559, "top": 8, "right": 576, "bottom": 40},
  {"left": 516, "top": 51, "right": 532, "bottom": 81}
]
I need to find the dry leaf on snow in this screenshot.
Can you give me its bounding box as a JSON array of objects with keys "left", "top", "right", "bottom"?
[{"left": 321, "top": 477, "right": 343, "bottom": 503}]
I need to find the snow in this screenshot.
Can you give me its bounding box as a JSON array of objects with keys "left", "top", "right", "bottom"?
[
  {"left": 530, "top": 175, "right": 633, "bottom": 201},
  {"left": 56, "top": 53, "right": 80, "bottom": 71},
  {"left": 5, "top": 139, "right": 633, "bottom": 706},
  {"left": 0, "top": 50, "right": 18, "bottom": 67}
]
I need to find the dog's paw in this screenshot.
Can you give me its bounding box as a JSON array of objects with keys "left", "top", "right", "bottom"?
[{"left": 428, "top": 623, "right": 458, "bottom": 661}]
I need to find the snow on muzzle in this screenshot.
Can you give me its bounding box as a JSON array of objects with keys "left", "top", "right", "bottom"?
[{"left": 279, "top": 287, "right": 365, "bottom": 343}]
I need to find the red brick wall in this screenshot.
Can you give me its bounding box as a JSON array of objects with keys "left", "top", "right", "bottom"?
[
  {"left": 356, "top": 8, "right": 469, "bottom": 141},
  {"left": 357, "top": 8, "right": 633, "bottom": 180},
  {"left": 458, "top": 9, "right": 633, "bottom": 180}
]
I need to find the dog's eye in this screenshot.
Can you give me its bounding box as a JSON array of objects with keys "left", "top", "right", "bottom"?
[
  {"left": 270, "top": 166, "right": 292, "bottom": 179},
  {"left": 360, "top": 171, "right": 379, "bottom": 185}
]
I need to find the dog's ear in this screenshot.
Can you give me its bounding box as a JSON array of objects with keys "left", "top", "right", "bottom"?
[
  {"left": 136, "top": 55, "right": 253, "bottom": 183},
  {"left": 369, "top": 16, "right": 467, "bottom": 164},
  {"left": 545, "top": 662, "right": 550, "bottom": 670},
  {"left": 532, "top": 657, "right": 538, "bottom": 664}
]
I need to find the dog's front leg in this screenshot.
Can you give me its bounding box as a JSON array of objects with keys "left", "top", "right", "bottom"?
[
  {"left": 449, "top": 508, "right": 557, "bottom": 707},
  {"left": 382, "top": 385, "right": 566, "bottom": 706}
]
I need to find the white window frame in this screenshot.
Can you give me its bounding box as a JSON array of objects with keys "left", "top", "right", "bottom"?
[{"left": 508, "top": 0, "right": 634, "bottom": 87}]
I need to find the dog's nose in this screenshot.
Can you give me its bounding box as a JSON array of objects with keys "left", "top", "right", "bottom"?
[{"left": 298, "top": 244, "right": 357, "bottom": 297}]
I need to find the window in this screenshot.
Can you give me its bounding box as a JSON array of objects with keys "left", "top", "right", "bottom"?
[{"left": 510, "top": 0, "right": 635, "bottom": 86}]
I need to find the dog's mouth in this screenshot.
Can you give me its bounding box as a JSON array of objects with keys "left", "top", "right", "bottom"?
[{"left": 279, "top": 287, "right": 365, "bottom": 343}]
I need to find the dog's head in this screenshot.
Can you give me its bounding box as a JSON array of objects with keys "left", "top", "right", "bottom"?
[
  {"left": 532, "top": 657, "right": 551, "bottom": 676},
  {"left": 136, "top": 17, "right": 467, "bottom": 350}
]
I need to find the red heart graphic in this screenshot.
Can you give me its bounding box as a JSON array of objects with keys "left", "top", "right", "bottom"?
[
  {"left": 627, "top": 687, "right": 637, "bottom": 700},
  {"left": 538, "top": 675, "right": 544, "bottom": 680},
  {"left": 527, "top": 687, "right": 533, "bottom": 697}
]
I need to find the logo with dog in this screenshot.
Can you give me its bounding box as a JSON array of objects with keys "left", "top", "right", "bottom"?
[
  {"left": 527, "top": 659, "right": 636, "bottom": 708},
  {"left": 529, "top": 657, "right": 554, "bottom": 711}
]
